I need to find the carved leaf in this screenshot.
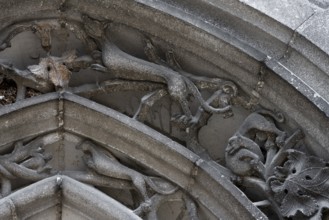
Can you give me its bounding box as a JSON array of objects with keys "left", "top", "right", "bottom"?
[{"left": 270, "top": 150, "right": 329, "bottom": 218}]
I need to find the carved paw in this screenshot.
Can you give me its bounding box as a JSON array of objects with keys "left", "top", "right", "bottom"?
[
  {"left": 37, "top": 165, "right": 52, "bottom": 174},
  {"left": 91, "top": 64, "right": 108, "bottom": 72},
  {"left": 91, "top": 50, "right": 102, "bottom": 60},
  {"left": 140, "top": 199, "right": 152, "bottom": 212},
  {"left": 171, "top": 114, "right": 196, "bottom": 129},
  {"left": 134, "top": 199, "right": 152, "bottom": 216},
  {"left": 275, "top": 134, "right": 286, "bottom": 147}
]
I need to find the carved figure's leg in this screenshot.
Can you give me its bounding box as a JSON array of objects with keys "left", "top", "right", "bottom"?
[
  {"left": 133, "top": 89, "right": 168, "bottom": 121},
  {"left": 1, "top": 177, "right": 11, "bottom": 198},
  {"left": 91, "top": 63, "right": 109, "bottom": 73},
  {"left": 131, "top": 175, "right": 149, "bottom": 201},
  {"left": 16, "top": 84, "right": 26, "bottom": 101},
  {"left": 275, "top": 131, "right": 286, "bottom": 147}
]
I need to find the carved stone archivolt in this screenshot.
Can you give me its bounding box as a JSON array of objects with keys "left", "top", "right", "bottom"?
[
  {"left": 0, "top": 3, "right": 328, "bottom": 220},
  {"left": 223, "top": 110, "right": 329, "bottom": 220},
  {"left": 0, "top": 133, "right": 198, "bottom": 219}
]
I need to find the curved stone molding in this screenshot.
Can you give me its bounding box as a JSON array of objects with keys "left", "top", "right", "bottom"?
[
  {"left": 0, "top": 0, "right": 327, "bottom": 154},
  {"left": 0, "top": 176, "right": 142, "bottom": 220},
  {"left": 0, "top": 92, "right": 266, "bottom": 219},
  {"left": 0, "top": 1, "right": 329, "bottom": 219}
]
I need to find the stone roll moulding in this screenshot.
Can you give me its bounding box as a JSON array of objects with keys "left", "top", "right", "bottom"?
[{"left": 0, "top": 0, "right": 328, "bottom": 220}]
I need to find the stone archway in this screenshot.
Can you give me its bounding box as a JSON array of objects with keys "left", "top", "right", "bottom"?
[{"left": 0, "top": 1, "right": 328, "bottom": 219}]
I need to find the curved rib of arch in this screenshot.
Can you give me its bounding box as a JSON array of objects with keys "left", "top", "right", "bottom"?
[
  {"left": 0, "top": 175, "right": 141, "bottom": 220},
  {"left": 0, "top": 1, "right": 328, "bottom": 219},
  {"left": 0, "top": 0, "right": 327, "bottom": 156},
  {"left": 0, "top": 92, "right": 266, "bottom": 220}
]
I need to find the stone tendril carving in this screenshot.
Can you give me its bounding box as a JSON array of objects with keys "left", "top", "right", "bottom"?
[
  {"left": 0, "top": 136, "right": 54, "bottom": 198},
  {"left": 224, "top": 108, "right": 329, "bottom": 220}
]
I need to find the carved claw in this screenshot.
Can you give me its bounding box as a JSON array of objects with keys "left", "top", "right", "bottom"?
[
  {"left": 36, "top": 165, "right": 52, "bottom": 174},
  {"left": 171, "top": 114, "right": 198, "bottom": 129},
  {"left": 91, "top": 50, "right": 102, "bottom": 61},
  {"left": 275, "top": 134, "right": 286, "bottom": 148},
  {"left": 134, "top": 199, "right": 152, "bottom": 216},
  {"left": 91, "top": 64, "right": 108, "bottom": 72}
]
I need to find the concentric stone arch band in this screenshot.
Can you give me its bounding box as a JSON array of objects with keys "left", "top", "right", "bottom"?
[
  {"left": 0, "top": 0, "right": 329, "bottom": 219},
  {"left": 0, "top": 92, "right": 265, "bottom": 219}
]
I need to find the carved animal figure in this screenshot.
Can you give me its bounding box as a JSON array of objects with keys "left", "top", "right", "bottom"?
[
  {"left": 78, "top": 141, "right": 177, "bottom": 201},
  {"left": 235, "top": 109, "right": 286, "bottom": 147},
  {"left": 225, "top": 109, "right": 286, "bottom": 177},
  {"left": 83, "top": 17, "right": 235, "bottom": 119},
  {"left": 28, "top": 55, "right": 72, "bottom": 88},
  {"left": 225, "top": 135, "right": 265, "bottom": 176},
  {"left": 225, "top": 136, "right": 264, "bottom": 176},
  {"left": 0, "top": 51, "right": 93, "bottom": 95},
  {"left": 98, "top": 39, "right": 233, "bottom": 119}
]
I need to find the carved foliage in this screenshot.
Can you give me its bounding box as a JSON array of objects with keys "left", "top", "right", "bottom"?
[
  {"left": 269, "top": 150, "right": 329, "bottom": 219},
  {"left": 224, "top": 109, "right": 329, "bottom": 219}
]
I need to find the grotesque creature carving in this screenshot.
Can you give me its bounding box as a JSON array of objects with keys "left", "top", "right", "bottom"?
[
  {"left": 77, "top": 140, "right": 178, "bottom": 201},
  {"left": 223, "top": 108, "right": 329, "bottom": 220},
  {"left": 99, "top": 39, "right": 235, "bottom": 119},
  {"left": 0, "top": 134, "right": 58, "bottom": 198},
  {"left": 0, "top": 50, "right": 93, "bottom": 100},
  {"left": 225, "top": 109, "right": 286, "bottom": 178},
  {"left": 225, "top": 135, "right": 265, "bottom": 177},
  {"left": 83, "top": 17, "right": 237, "bottom": 123},
  {"left": 76, "top": 140, "right": 201, "bottom": 219},
  {"left": 0, "top": 17, "right": 237, "bottom": 129}
]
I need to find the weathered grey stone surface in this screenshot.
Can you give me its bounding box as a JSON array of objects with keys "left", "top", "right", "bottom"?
[{"left": 0, "top": 0, "right": 328, "bottom": 219}]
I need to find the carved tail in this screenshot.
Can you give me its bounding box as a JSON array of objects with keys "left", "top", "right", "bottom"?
[
  {"left": 102, "top": 39, "right": 168, "bottom": 83},
  {"left": 182, "top": 76, "right": 232, "bottom": 114},
  {"left": 144, "top": 176, "right": 178, "bottom": 195},
  {"left": 255, "top": 109, "right": 285, "bottom": 123}
]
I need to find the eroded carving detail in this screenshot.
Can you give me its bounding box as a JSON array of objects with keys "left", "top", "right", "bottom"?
[
  {"left": 0, "top": 134, "right": 200, "bottom": 219},
  {"left": 0, "top": 134, "right": 57, "bottom": 198},
  {"left": 76, "top": 140, "right": 200, "bottom": 219},
  {"left": 225, "top": 109, "right": 286, "bottom": 178},
  {"left": 0, "top": 14, "right": 327, "bottom": 220},
  {"left": 269, "top": 150, "right": 329, "bottom": 220},
  {"left": 0, "top": 17, "right": 237, "bottom": 130},
  {"left": 223, "top": 108, "right": 329, "bottom": 219}
]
